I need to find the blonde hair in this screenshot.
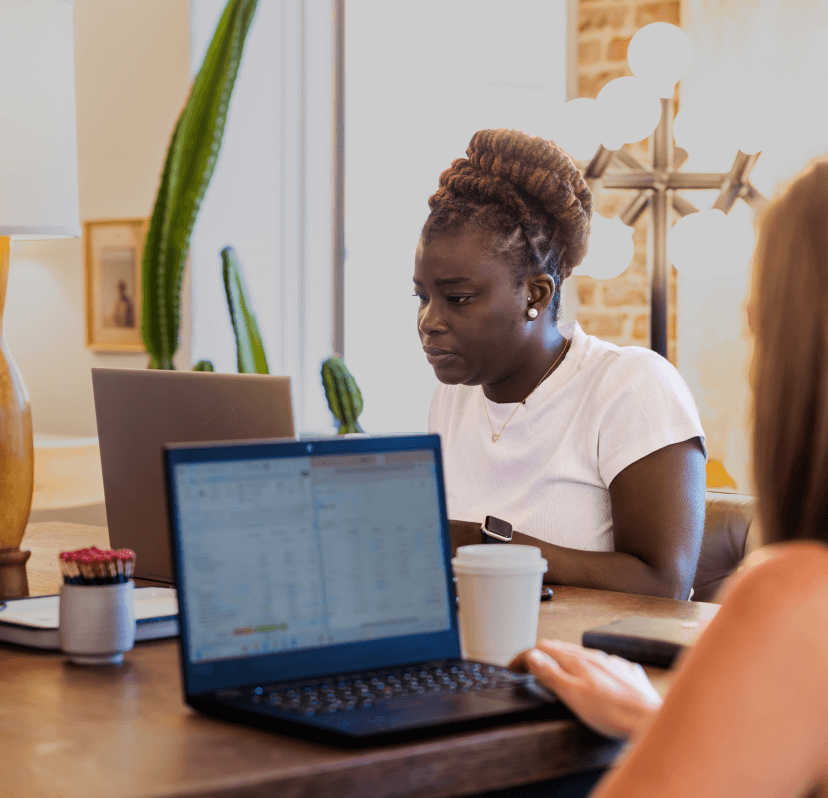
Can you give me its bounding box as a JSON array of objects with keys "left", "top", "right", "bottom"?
[{"left": 752, "top": 158, "right": 828, "bottom": 545}]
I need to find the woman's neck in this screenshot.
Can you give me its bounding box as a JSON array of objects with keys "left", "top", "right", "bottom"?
[{"left": 481, "top": 327, "right": 568, "bottom": 404}]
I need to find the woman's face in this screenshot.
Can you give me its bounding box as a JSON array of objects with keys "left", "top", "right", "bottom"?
[{"left": 413, "top": 230, "right": 540, "bottom": 387}]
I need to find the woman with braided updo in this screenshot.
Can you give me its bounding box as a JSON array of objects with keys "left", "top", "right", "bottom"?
[{"left": 414, "top": 129, "right": 707, "bottom": 598}]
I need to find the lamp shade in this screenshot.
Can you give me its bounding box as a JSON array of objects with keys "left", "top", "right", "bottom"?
[
  {"left": 0, "top": 0, "right": 80, "bottom": 238},
  {"left": 596, "top": 77, "right": 662, "bottom": 151},
  {"left": 627, "top": 22, "right": 693, "bottom": 100}
]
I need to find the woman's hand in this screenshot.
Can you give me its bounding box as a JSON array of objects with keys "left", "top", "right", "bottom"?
[{"left": 511, "top": 639, "right": 663, "bottom": 739}]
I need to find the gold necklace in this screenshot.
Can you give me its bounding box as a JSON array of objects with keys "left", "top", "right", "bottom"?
[{"left": 481, "top": 337, "right": 571, "bottom": 443}]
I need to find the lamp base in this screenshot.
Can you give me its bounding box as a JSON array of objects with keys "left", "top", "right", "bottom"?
[
  {"left": 0, "top": 547, "right": 31, "bottom": 600},
  {"left": 0, "top": 237, "right": 36, "bottom": 568}
]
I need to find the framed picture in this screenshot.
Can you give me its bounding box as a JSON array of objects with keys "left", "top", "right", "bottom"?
[{"left": 85, "top": 218, "right": 147, "bottom": 352}]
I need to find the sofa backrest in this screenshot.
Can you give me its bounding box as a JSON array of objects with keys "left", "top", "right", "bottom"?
[{"left": 692, "top": 490, "right": 757, "bottom": 603}]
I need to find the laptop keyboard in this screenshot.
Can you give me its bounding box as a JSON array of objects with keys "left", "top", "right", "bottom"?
[{"left": 217, "top": 661, "right": 532, "bottom": 717}]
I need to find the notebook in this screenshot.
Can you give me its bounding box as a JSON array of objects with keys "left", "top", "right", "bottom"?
[
  {"left": 0, "top": 587, "right": 179, "bottom": 650},
  {"left": 163, "top": 434, "right": 567, "bottom": 744},
  {"left": 92, "top": 368, "right": 296, "bottom": 583}
]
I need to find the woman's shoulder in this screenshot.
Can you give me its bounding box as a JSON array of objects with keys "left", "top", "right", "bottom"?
[
  {"left": 605, "top": 342, "right": 681, "bottom": 379},
  {"left": 720, "top": 541, "right": 828, "bottom": 622},
  {"left": 742, "top": 539, "right": 828, "bottom": 569},
  {"left": 577, "top": 338, "right": 694, "bottom": 410},
  {"left": 737, "top": 540, "right": 828, "bottom": 580},
  {"left": 575, "top": 328, "right": 681, "bottom": 385}
]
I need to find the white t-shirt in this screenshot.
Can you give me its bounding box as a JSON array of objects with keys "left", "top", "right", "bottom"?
[{"left": 428, "top": 321, "right": 707, "bottom": 552}]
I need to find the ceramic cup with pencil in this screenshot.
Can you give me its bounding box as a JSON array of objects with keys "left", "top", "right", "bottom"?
[{"left": 58, "top": 546, "right": 137, "bottom": 665}]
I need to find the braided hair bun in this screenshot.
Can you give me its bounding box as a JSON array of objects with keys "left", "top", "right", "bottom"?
[{"left": 422, "top": 129, "right": 593, "bottom": 292}]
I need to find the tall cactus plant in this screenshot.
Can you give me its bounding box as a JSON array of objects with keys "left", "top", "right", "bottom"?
[
  {"left": 322, "top": 357, "right": 364, "bottom": 434},
  {"left": 141, "top": 0, "right": 259, "bottom": 369}
]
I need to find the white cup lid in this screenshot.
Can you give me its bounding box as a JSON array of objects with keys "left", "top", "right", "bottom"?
[{"left": 452, "top": 544, "right": 548, "bottom": 574}]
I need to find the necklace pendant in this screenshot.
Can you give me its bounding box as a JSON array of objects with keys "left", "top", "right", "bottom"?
[{"left": 491, "top": 433, "right": 500, "bottom": 442}]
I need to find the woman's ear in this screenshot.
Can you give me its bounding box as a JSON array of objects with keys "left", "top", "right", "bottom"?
[{"left": 526, "top": 274, "right": 556, "bottom": 311}]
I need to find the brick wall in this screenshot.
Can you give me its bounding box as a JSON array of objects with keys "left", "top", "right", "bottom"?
[{"left": 575, "top": 0, "right": 681, "bottom": 364}]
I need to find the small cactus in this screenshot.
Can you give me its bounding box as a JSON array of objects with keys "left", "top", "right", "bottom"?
[
  {"left": 321, "top": 356, "right": 364, "bottom": 434},
  {"left": 193, "top": 360, "right": 215, "bottom": 372},
  {"left": 222, "top": 246, "right": 269, "bottom": 374}
]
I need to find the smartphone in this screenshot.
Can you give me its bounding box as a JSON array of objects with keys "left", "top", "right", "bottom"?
[{"left": 582, "top": 615, "right": 709, "bottom": 667}]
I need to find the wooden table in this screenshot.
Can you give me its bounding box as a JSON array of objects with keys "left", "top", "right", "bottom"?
[{"left": 2, "top": 522, "right": 719, "bottom": 798}]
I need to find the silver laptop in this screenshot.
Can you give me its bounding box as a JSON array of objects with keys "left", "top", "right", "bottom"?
[{"left": 92, "top": 368, "right": 296, "bottom": 582}]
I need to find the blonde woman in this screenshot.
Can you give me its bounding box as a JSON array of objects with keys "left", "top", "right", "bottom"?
[{"left": 516, "top": 158, "right": 828, "bottom": 798}]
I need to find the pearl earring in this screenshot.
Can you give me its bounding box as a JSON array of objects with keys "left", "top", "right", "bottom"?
[{"left": 527, "top": 308, "right": 539, "bottom": 319}]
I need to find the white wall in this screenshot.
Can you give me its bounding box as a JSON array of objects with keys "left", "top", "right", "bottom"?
[
  {"left": 189, "top": 0, "right": 337, "bottom": 436},
  {"left": 678, "top": 0, "right": 828, "bottom": 493},
  {"left": 4, "top": 0, "right": 192, "bottom": 436},
  {"left": 188, "top": 1, "right": 570, "bottom": 437},
  {"left": 344, "top": 0, "right": 569, "bottom": 433}
]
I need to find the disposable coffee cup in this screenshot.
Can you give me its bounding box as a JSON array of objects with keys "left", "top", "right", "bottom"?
[
  {"left": 59, "top": 581, "right": 136, "bottom": 665},
  {"left": 452, "top": 545, "right": 548, "bottom": 667}
]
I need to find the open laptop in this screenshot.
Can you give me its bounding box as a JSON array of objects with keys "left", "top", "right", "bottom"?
[
  {"left": 92, "top": 368, "right": 295, "bottom": 583},
  {"left": 163, "top": 434, "right": 567, "bottom": 744}
]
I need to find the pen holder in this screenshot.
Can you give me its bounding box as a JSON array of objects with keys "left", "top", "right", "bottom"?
[{"left": 59, "top": 581, "right": 136, "bottom": 665}]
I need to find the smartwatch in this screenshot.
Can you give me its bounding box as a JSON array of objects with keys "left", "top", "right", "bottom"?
[{"left": 482, "top": 515, "right": 513, "bottom": 544}]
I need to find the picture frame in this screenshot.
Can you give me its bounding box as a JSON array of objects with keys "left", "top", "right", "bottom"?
[{"left": 84, "top": 218, "right": 148, "bottom": 352}]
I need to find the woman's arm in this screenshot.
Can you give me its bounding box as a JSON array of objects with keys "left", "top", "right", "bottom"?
[
  {"left": 521, "top": 543, "right": 828, "bottom": 798},
  {"left": 596, "top": 542, "right": 828, "bottom": 797},
  {"left": 450, "top": 438, "right": 706, "bottom": 599}
]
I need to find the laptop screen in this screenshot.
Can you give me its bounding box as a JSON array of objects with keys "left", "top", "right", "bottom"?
[{"left": 171, "top": 442, "right": 453, "bottom": 668}]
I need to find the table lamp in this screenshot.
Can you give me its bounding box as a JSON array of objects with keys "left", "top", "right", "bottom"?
[{"left": 0, "top": 0, "right": 81, "bottom": 599}]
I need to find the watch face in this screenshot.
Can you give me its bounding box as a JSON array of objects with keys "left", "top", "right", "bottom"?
[{"left": 484, "top": 515, "right": 512, "bottom": 540}]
